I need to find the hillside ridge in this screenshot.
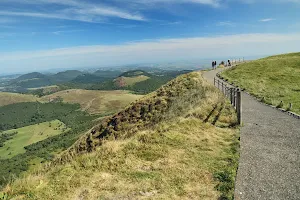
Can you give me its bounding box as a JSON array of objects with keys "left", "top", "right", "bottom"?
[
  {"left": 59, "top": 71, "right": 238, "bottom": 161},
  {"left": 3, "top": 71, "right": 239, "bottom": 200}
]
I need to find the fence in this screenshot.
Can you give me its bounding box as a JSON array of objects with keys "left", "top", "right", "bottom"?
[
  {"left": 214, "top": 77, "right": 242, "bottom": 125},
  {"left": 224, "top": 57, "right": 245, "bottom": 67}
]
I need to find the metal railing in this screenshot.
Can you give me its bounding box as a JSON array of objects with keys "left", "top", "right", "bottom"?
[{"left": 214, "top": 77, "right": 242, "bottom": 125}]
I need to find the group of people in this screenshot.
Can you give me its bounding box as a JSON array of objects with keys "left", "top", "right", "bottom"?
[
  {"left": 212, "top": 59, "right": 233, "bottom": 70},
  {"left": 228, "top": 59, "right": 231, "bottom": 66},
  {"left": 211, "top": 61, "right": 217, "bottom": 70}
]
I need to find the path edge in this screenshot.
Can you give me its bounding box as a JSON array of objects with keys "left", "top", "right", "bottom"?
[{"left": 216, "top": 69, "right": 300, "bottom": 120}]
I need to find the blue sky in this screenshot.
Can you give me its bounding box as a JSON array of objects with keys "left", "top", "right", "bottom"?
[{"left": 0, "top": 0, "right": 300, "bottom": 74}]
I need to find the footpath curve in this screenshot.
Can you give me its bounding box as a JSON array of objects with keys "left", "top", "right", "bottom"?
[{"left": 203, "top": 68, "right": 300, "bottom": 200}]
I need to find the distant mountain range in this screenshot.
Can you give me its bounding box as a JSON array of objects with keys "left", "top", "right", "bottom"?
[
  {"left": 1, "top": 69, "right": 123, "bottom": 92},
  {"left": 0, "top": 68, "right": 193, "bottom": 95},
  {"left": 90, "top": 69, "right": 193, "bottom": 94}
]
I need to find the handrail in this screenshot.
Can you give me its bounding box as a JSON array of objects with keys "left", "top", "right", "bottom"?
[{"left": 214, "top": 77, "right": 242, "bottom": 125}]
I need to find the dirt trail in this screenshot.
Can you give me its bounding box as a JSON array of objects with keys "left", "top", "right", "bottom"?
[{"left": 203, "top": 68, "right": 300, "bottom": 200}]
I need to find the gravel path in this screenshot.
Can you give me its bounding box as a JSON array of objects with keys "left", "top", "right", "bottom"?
[{"left": 203, "top": 68, "right": 300, "bottom": 200}]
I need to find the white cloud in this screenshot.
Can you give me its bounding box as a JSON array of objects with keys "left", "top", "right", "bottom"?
[
  {"left": 216, "top": 21, "right": 235, "bottom": 26},
  {"left": 52, "top": 30, "right": 84, "bottom": 35},
  {"left": 259, "top": 18, "right": 275, "bottom": 22},
  {"left": 125, "top": 0, "right": 221, "bottom": 7},
  {"left": 0, "top": 0, "right": 145, "bottom": 22},
  {"left": 1, "top": 33, "right": 300, "bottom": 73}
]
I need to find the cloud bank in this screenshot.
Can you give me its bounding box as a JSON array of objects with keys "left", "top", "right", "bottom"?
[{"left": 1, "top": 33, "right": 300, "bottom": 73}]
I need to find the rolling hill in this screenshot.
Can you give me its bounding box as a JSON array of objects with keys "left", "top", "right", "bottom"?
[
  {"left": 93, "top": 70, "right": 122, "bottom": 78},
  {"left": 0, "top": 92, "right": 38, "bottom": 107},
  {"left": 14, "top": 72, "right": 47, "bottom": 82},
  {"left": 4, "top": 72, "right": 240, "bottom": 200},
  {"left": 1, "top": 69, "right": 192, "bottom": 96},
  {"left": 9, "top": 72, "right": 52, "bottom": 88},
  {"left": 71, "top": 74, "right": 109, "bottom": 84},
  {"left": 50, "top": 70, "right": 84, "bottom": 83},
  {"left": 41, "top": 89, "right": 143, "bottom": 115},
  {"left": 220, "top": 52, "right": 300, "bottom": 114},
  {"left": 90, "top": 70, "right": 192, "bottom": 94},
  {"left": 3, "top": 70, "right": 124, "bottom": 93},
  {"left": 4, "top": 70, "right": 84, "bottom": 90},
  {"left": 0, "top": 88, "right": 143, "bottom": 187}
]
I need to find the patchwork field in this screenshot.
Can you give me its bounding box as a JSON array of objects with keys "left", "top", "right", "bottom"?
[
  {"left": 0, "top": 92, "right": 38, "bottom": 107},
  {"left": 42, "top": 89, "right": 143, "bottom": 115},
  {"left": 0, "top": 120, "right": 70, "bottom": 159}
]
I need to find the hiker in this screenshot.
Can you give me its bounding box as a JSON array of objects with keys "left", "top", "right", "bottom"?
[
  {"left": 214, "top": 61, "right": 217, "bottom": 69},
  {"left": 212, "top": 61, "right": 215, "bottom": 70}
]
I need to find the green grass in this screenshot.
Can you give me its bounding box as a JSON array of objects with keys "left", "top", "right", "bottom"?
[
  {"left": 41, "top": 89, "right": 143, "bottom": 115},
  {"left": 221, "top": 52, "right": 300, "bottom": 114},
  {"left": 0, "top": 120, "right": 70, "bottom": 159},
  {"left": 3, "top": 72, "right": 239, "bottom": 200},
  {"left": 115, "top": 75, "right": 150, "bottom": 86}
]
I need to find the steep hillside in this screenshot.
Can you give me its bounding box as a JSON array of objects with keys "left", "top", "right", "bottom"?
[
  {"left": 221, "top": 52, "right": 300, "bottom": 114},
  {"left": 4, "top": 72, "right": 240, "bottom": 200},
  {"left": 41, "top": 89, "right": 143, "bottom": 115}
]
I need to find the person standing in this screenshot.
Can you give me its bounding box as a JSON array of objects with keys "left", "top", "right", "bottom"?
[
  {"left": 212, "top": 61, "right": 215, "bottom": 70},
  {"left": 214, "top": 61, "right": 217, "bottom": 69}
]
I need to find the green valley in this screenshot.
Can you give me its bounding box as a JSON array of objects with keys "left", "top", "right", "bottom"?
[{"left": 0, "top": 120, "right": 70, "bottom": 159}]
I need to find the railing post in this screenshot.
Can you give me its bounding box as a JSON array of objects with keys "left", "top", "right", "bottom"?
[
  {"left": 289, "top": 103, "right": 292, "bottom": 111},
  {"left": 232, "top": 89, "right": 236, "bottom": 108},
  {"left": 221, "top": 82, "right": 224, "bottom": 93},
  {"left": 217, "top": 79, "right": 220, "bottom": 89},
  {"left": 231, "top": 88, "right": 234, "bottom": 105},
  {"left": 227, "top": 87, "right": 229, "bottom": 98},
  {"left": 236, "top": 88, "right": 242, "bottom": 125}
]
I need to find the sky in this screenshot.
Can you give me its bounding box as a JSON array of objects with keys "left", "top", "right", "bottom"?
[{"left": 0, "top": 0, "right": 300, "bottom": 74}]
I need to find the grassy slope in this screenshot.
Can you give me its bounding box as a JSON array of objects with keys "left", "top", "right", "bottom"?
[
  {"left": 117, "top": 75, "right": 150, "bottom": 86},
  {"left": 0, "top": 120, "right": 69, "bottom": 159},
  {"left": 41, "top": 89, "right": 143, "bottom": 115},
  {"left": 0, "top": 89, "right": 141, "bottom": 115},
  {"left": 0, "top": 92, "right": 38, "bottom": 107},
  {"left": 4, "top": 72, "right": 240, "bottom": 200},
  {"left": 221, "top": 53, "right": 300, "bottom": 114},
  {"left": 27, "top": 85, "right": 59, "bottom": 91}
]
